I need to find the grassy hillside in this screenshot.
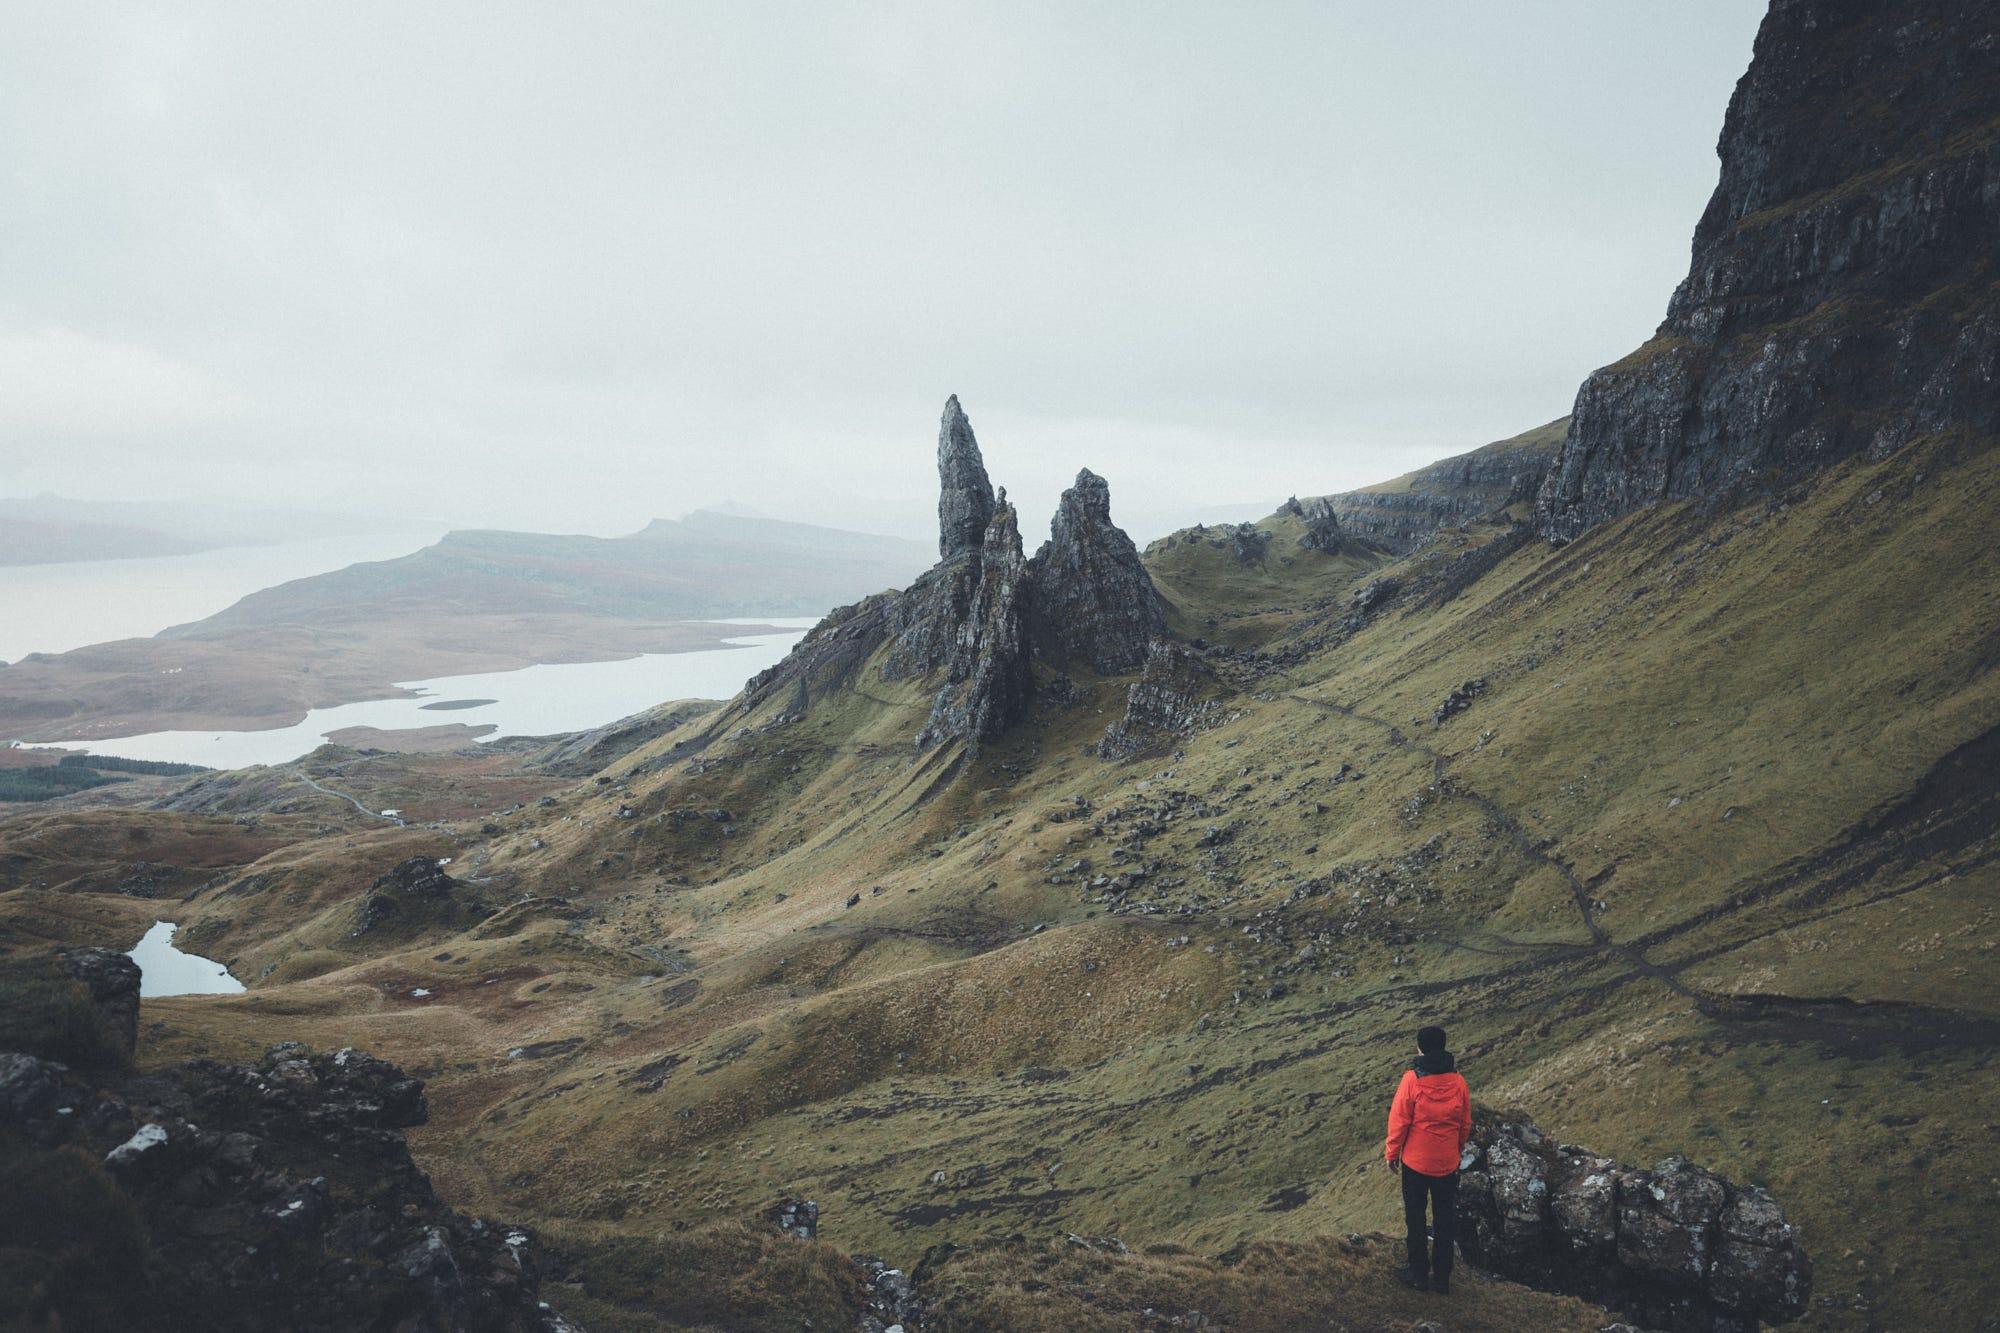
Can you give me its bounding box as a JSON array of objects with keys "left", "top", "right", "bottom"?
[{"left": 8, "top": 423, "right": 1990, "bottom": 1327}]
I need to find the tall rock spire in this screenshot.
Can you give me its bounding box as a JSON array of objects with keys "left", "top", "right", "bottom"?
[
  {"left": 1025, "top": 468, "right": 1165, "bottom": 674},
  {"left": 888, "top": 401, "right": 1174, "bottom": 750},
  {"left": 917, "top": 496, "right": 1032, "bottom": 749},
  {"left": 937, "top": 395, "right": 996, "bottom": 560}
]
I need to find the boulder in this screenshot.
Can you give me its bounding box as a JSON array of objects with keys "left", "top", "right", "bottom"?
[{"left": 1459, "top": 1109, "right": 1811, "bottom": 1332}]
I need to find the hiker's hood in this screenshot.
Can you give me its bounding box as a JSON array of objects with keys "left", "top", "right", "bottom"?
[{"left": 1413, "top": 1050, "right": 1456, "bottom": 1076}]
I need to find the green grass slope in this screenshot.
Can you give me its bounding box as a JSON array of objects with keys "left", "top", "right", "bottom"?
[{"left": 10, "top": 426, "right": 1992, "bottom": 1330}]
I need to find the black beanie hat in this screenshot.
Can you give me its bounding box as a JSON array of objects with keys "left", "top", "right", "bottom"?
[{"left": 1417, "top": 1025, "right": 1447, "bottom": 1054}]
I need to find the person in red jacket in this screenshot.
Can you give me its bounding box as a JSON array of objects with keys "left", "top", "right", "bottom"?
[{"left": 1384, "top": 1024, "right": 1472, "bottom": 1294}]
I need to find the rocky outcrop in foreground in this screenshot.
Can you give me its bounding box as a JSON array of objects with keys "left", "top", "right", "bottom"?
[
  {"left": 0, "top": 1041, "right": 572, "bottom": 1332},
  {"left": 1538, "top": 0, "right": 2000, "bottom": 539},
  {"left": 1462, "top": 1110, "right": 1811, "bottom": 1332},
  {"left": 57, "top": 946, "right": 142, "bottom": 1055}
]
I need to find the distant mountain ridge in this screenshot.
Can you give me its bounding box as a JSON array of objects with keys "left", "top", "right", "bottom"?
[
  {"left": 0, "top": 509, "right": 931, "bottom": 741},
  {"left": 0, "top": 494, "right": 424, "bottom": 566},
  {"left": 185, "top": 510, "right": 932, "bottom": 632}
]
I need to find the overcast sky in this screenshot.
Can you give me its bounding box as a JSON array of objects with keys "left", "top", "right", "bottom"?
[{"left": 0, "top": 2, "right": 1767, "bottom": 544}]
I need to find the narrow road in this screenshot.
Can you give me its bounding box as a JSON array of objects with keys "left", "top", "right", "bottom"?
[{"left": 296, "top": 772, "right": 405, "bottom": 825}]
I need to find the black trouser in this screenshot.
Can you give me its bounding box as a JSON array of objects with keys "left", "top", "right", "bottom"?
[{"left": 1401, "top": 1164, "right": 1458, "bottom": 1278}]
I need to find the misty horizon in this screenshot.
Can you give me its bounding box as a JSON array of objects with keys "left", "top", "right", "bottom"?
[{"left": 2, "top": 3, "right": 1765, "bottom": 542}]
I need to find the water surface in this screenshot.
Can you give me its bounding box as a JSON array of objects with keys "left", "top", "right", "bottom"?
[
  {"left": 127, "top": 921, "right": 245, "bottom": 998},
  {"left": 45, "top": 619, "right": 817, "bottom": 769}
]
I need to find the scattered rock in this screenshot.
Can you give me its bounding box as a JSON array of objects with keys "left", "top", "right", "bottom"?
[
  {"left": 767, "top": 1196, "right": 819, "bottom": 1239},
  {"left": 1432, "top": 677, "right": 1487, "bottom": 724}
]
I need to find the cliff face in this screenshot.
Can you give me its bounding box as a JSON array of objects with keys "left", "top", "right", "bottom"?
[
  {"left": 1538, "top": 0, "right": 2000, "bottom": 539},
  {"left": 1329, "top": 418, "right": 1566, "bottom": 553}
]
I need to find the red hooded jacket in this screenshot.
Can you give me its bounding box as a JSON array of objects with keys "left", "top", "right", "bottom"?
[{"left": 1384, "top": 1061, "right": 1471, "bottom": 1176}]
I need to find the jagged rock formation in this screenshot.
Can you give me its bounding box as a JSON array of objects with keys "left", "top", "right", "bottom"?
[
  {"left": 733, "top": 397, "right": 1167, "bottom": 750},
  {"left": 883, "top": 399, "right": 1000, "bottom": 682},
  {"left": 1286, "top": 495, "right": 1346, "bottom": 553},
  {"left": 1538, "top": 0, "right": 2000, "bottom": 539},
  {"left": 936, "top": 394, "right": 996, "bottom": 559},
  {"left": 862, "top": 398, "right": 1167, "bottom": 749},
  {"left": 1461, "top": 1111, "right": 1811, "bottom": 1333},
  {"left": 1327, "top": 418, "right": 1566, "bottom": 552},
  {"left": 1026, "top": 469, "right": 1166, "bottom": 673},
  {"left": 1098, "top": 640, "right": 1221, "bottom": 759},
  {"left": 0, "top": 1037, "right": 572, "bottom": 1331},
  {"left": 917, "top": 497, "right": 1033, "bottom": 748}
]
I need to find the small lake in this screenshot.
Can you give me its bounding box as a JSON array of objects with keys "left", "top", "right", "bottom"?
[
  {"left": 128, "top": 921, "right": 245, "bottom": 998},
  {"left": 41, "top": 619, "right": 818, "bottom": 770}
]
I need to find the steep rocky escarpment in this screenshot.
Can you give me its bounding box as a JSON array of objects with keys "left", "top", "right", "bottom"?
[
  {"left": 1538, "top": 0, "right": 2000, "bottom": 539},
  {"left": 1330, "top": 418, "right": 1567, "bottom": 552},
  {"left": 1461, "top": 1111, "right": 1811, "bottom": 1333}
]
